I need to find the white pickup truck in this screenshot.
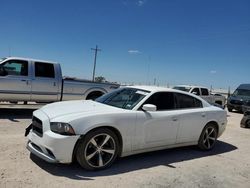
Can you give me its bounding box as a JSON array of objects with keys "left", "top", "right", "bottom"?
[
  {"left": 173, "top": 85, "right": 226, "bottom": 108},
  {"left": 0, "top": 57, "right": 119, "bottom": 103}
]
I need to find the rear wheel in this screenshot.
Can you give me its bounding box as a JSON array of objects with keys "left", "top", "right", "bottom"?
[
  {"left": 86, "top": 91, "right": 104, "bottom": 100},
  {"left": 228, "top": 107, "right": 233, "bottom": 112},
  {"left": 76, "top": 128, "right": 119, "bottom": 170},
  {"left": 198, "top": 124, "right": 218, "bottom": 150}
]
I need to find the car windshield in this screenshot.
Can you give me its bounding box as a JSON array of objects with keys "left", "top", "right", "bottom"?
[
  {"left": 233, "top": 89, "right": 250, "bottom": 97},
  {"left": 173, "top": 86, "right": 191, "bottom": 92},
  {"left": 95, "top": 88, "right": 150, "bottom": 110},
  {"left": 0, "top": 58, "right": 6, "bottom": 63}
]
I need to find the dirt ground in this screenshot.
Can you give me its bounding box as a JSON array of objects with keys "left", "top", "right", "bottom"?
[{"left": 0, "top": 107, "right": 249, "bottom": 188}]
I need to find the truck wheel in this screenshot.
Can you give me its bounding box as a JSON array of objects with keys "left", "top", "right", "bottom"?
[
  {"left": 86, "top": 91, "right": 104, "bottom": 100},
  {"left": 76, "top": 128, "right": 119, "bottom": 170},
  {"left": 228, "top": 108, "right": 233, "bottom": 112},
  {"left": 198, "top": 123, "right": 218, "bottom": 150}
]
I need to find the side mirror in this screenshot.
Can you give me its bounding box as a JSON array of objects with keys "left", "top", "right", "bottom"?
[
  {"left": 191, "top": 91, "right": 198, "bottom": 95},
  {"left": 142, "top": 104, "right": 157, "bottom": 112}
]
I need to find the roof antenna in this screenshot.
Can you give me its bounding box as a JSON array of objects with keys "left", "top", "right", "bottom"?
[{"left": 8, "top": 47, "right": 11, "bottom": 57}]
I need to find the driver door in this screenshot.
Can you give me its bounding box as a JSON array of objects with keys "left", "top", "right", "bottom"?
[
  {"left": 0, "top": 59, "right": 31, "bottom": 101},
  {"left": 133, "top": 92, "right": 180, "bottom": 150}
]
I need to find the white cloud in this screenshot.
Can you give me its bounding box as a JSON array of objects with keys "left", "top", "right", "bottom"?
[
  {"left": 122, "top": 0, "right": 147, "bottom": 7},
  {"left": 128, "top": 50, "right": 141, "bottom": 54},
  {"left": 137, "top": 0, "right": 147, "bottom": 6},
  {"left": 210, "top": 70, "right": 217, "bottom": 74}
]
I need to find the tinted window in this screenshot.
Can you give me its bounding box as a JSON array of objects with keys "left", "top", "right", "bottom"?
[
  {"left": 191, "top": 88, "right": 200, "bottom": 95},
  {"left": 143, "top": 92, "right": 175, "bottom": 110},
  {"left": 35, "top": 62, "right": 55, "bottom": 78},
  {"left": 175, "top": 93, "right": 202, "bottom": 109},
  {"left": 2, "top": 60, "right": 28, "bottom": 76},
  {"left": 201, "top": 88, "right": 209, "bottom": 96}
]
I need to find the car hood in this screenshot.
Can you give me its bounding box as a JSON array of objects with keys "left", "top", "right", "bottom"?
[{"left": 40, "top": 100, "right": 120, "bottom": 120}]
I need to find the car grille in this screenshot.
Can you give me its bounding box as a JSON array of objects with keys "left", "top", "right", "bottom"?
[
  {"left": 230, "top": 100, "right": 243, "bottom": 105},
  {"left": 32, "top": 116, "right": 43, "bottom": 137}
]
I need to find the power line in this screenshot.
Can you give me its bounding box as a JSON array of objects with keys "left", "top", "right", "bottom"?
[{"left": 91, "top": 45, "right": 101, "bottom": 81}]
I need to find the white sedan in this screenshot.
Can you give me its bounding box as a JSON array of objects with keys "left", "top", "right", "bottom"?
[{"left": 26, "top": 86, "right": 227, "bottom": 170}]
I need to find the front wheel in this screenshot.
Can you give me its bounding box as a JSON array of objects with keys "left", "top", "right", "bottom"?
[
  {"left": 76, "top": 128, "right": 119, "bottom": 170},
  {"left": 198, "top": 124, "right": 218, "bottom": 150}
]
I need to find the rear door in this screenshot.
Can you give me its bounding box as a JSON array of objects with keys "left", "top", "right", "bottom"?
[
  {"left": 174, "top": 93, "right": 206, "bottom": 143},
  {"left": 0, "top": 59, "right": 31, "bottom": 101},
  {"left": 31, "top": 62, "right": 60, "bottom": 102}
]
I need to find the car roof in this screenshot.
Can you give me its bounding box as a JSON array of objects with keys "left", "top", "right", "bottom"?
[
  {"left": 125, "top": 85, "right": 176, "bottom": 92},
  {"left": 238, "top": 84, "right": 250, "bottom": 90},
  {"left": 2, "top": 57, "right": 58, "bottom": 64}
]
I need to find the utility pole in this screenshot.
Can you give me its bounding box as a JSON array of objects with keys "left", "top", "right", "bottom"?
[{"left": 91, "top": 45, "right": 101, "bottom": 81}]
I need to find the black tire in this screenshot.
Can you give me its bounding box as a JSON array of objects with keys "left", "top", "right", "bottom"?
[
  {"left": 246, "top": 120, "right": 250, "bottom": 128},
  {"left": 228, "top": 108, "right": 233, "bottom": 112},
  {"left": 86, "top": 91, "right": 104, "bottom": 100},
  {"left": 76, "top": 128, "right": 119, "bottom": 170},
  {"left": 198, "top": 124, "right": 218, "bottom": 150}
]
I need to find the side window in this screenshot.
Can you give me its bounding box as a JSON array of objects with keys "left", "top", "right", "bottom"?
[
  {"left": 2, "top": 60, "right": 28, "bottom": 76},
  {"left": 175, "top": 93, "right": 202, "bottom": 109},
  {"left": 191, "top": 88, "right": 200, "bottom": 95},
  {"left": 201, "top": 88, "right": 209, "bottom": 96},
  {"left": 143, "top": 92, "right": 175, "bottom": 111},
  {"left": 35, "top": 62, "right": 55, "bottom": 78}
]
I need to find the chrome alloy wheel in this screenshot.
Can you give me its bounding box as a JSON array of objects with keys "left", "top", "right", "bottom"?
[
  {"left": 84, "top": 133, "right": 116, "bottom": 168},
  {"left": 202, "top": 127, "right": 217, "bottom": 149}
]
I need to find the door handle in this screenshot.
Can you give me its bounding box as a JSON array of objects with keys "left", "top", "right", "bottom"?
[
  {"left": 172, "top": 117, "right": 178, "bottom": 121},
  {"left": 201, "top": 113, "right": 206, "bottom": 117},
  {"left": 21, "top": 80, "right": 29, "bottom": 85}
]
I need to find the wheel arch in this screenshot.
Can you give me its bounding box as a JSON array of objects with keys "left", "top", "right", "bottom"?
[
  {"left": 72, "top": 125, "right": 123, "bottom": 162},
  {"left": 205, "top": 121, "right": 219, "bottom": 132},
  {"left": 84, "top": 88, "right": 107, "bottom": 100}
]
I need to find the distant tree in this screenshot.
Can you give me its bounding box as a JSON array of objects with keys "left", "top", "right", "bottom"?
[{"left": 95, "top": 76, "right": 106, "bottom": 83}]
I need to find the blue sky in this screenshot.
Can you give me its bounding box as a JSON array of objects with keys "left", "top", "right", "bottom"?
[{"left": 0, "top": 0, "right": 249, "bottom": 89}]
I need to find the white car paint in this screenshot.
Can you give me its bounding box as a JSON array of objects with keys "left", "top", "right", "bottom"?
[{"left": 26, "top": 86, "right": 227, "bottom": 164}]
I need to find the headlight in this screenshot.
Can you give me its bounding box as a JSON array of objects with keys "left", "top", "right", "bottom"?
[{"left": 50, "top": 122, "right": 75, "bottom": 135}]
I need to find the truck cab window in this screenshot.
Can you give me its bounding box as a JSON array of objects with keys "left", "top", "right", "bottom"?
[
  {"left": 2, "top": 60, "right": 28, "bottom": 76},
  {"left": 35, "top": 62, "right": 55, "bottom": 78},
  {"left": 191, "top": 88, "right": 200, "bottom": 95},
  {"left": 201, "top": 88, "right": 209, "bottom": 96}
]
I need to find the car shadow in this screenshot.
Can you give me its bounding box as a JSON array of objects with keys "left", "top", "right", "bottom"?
[
  {"left": 0, "top": 109, "right": 34, "bottom": 122},
  {"left": 30, "top": 140, "right": 237, "bottom": 180}
]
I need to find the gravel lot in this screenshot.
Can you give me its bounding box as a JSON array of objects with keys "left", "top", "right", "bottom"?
[{"left": 0, "top": 107, "right": 249, "bottom": 188}]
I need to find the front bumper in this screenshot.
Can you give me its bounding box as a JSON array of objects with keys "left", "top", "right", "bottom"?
[
  {"left": 227, "top": 103, "right": 242, "bottom": 111},
  {"left": 27, "top": 130, "right": 80, "bottom": 163},
  {"left": 26, "top": 109, "right": 80, "bottom": 163}
]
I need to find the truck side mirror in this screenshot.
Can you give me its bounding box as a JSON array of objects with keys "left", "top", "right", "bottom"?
[{"left": 191, "top": 91, "right": 198, "bottom": 95}]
